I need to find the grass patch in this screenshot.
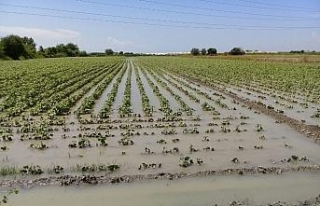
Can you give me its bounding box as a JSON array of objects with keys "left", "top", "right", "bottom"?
[{"left": 0, "top": 165, "right": 18, "bottom": 176}]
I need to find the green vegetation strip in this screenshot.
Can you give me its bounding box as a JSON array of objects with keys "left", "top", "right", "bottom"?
[
  {"left": 99, "top": 63, "right": 127, "bottom": 118},
  {"left": 118, "top": 63, "right": 132, "bottom": 117},
  {"left": 76, "top": 62, "right": 124, "bottom": 115},
  {"left": 134, "top": 64, "right": 153, "bottom": 117},
  {"left": 137, "top": 57, "right": 320, "bottom": 104},
  {"left": 140, "top": 66, "right": 172, "bottom": 116}
]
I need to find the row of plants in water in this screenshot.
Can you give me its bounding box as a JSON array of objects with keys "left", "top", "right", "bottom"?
[
  {"left": 98, "top": 63, "right": 128, "bottom": 119},
  {"left": 76, "top": 62, "right": 124, "bottom": 115}
]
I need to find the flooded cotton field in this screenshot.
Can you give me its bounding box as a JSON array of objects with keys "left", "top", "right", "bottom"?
[{"left": 0, "top": 56, "right": 319, "bottom": 205}]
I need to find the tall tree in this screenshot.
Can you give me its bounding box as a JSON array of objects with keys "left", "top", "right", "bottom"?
[
  {"left": 201, "top": 48, "right": 207, "bottom": 55},
  {"left": 0, "top": 35, "right": 26, "bottom": 60},
  {"left": 22, "top": 37, "right": 37, "bottom": 58},
  {"left": 207, "top": 48, "right": 217, "bottom": 55},
  {"left": 38, "top": 46, "right": 44, "bottom": 53},
  {"left": 0, "top": 34, "right": 87, "bottom": 59},
  {"left": 190, "top": 48, "right": 200, "bottom": 56},
  {"left": 44, "top": 47, "right": 57, "bottom": 57},
  {"left": 56, "top": 44, "right": 67, "bottom": 54},
  {"left": 22, "top": 37, "right": 36, "bottom": 51},
  {"left": 0, "top": 42, "right": 5, "bottom": 59},
  {"left": 229, "top": 47, "right": 245, "bottom": 55},
  {"left": 105, "top": 48, "right": 114, "bottom": 55},
  {"left": 65, "top": 43, "right": 79, "bottom": 56}
]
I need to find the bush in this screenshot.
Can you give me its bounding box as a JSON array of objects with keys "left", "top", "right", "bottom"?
[
  {"left": 229, "top": 47, "right": 245, "bottom": 55},
  {"left": 207, "top": 48, "right": 217, "bottom": 55},
  {"left": 105, "top": 49, "right": 114, "bottom": 56},
  {"left": 18, "top": 56, "right": 26, "bottom": 60},
  {"left": 201, "top": 48, "right": 207, "bottom": 55},
  {"left": 0, "top": 35, "right": 27, "bottom": 60},
  {"left": 191, "top": 48, "right": 200, "bottom": 55}
]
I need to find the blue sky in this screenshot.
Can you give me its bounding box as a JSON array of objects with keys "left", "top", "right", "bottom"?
[{"left": 0, "top": 0, "right": 320, "bottom": 53}]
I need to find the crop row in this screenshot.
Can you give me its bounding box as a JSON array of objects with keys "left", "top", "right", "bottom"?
[
  {"left": 153, "top": 69, "right": 200, "bottom": 104},
  {"left": 138, "top": 60, "right": 235, "bottom": 111},
  {"left": 145, "top": 68, "right": 193, "bottom": 116},
  {"left": 99, "top": 63, "right": 128, "bottom": 119},
  {"left": 140, "top": 66, "right": 172, "bottom": 116},
  {"left": 162, "top": 72, "right": 226, "bottom": 112},
  {"left": 133, "top": 65, "right": 153, "bottom": 117},
  {"left": 0, "top": 58, "right": 121, "bottom": 111},
  {"left": 8, "top": 66, "right": 110, "bottom": 117},
  {"left": 118, "top": 63, "right": 133, "bottom": 117},
  {"left": 137, "top": 57, "right": 320, "bottom": 104},
  {"left": 76, "top": 62, "right": 124, "bottom": 115},
  {"left": 37, "top": 65, "right": 117, "bottom": 116},
  {"left": 0, "top": 58, "right": 125, "bottom": 117}
]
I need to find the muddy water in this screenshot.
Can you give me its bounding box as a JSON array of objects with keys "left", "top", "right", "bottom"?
[
  {"left": 9, "top": 172, "right": 320, "bottom": 206},
  {"left": 2, "top": 105, "right": 320, "bottom": 176},
  {"left": 2, "top": 69, "right": 320, "bottom": 178},
  {"left": 2, "top": 71, "right": 320, "bottom": 176}
]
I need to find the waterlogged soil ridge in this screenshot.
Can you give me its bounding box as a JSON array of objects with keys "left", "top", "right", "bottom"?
[{"left": 1, "top": 165, "right": 319, "bottom": 189}]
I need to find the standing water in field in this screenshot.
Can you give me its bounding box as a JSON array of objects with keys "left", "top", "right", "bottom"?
[{"left": 9, "top": 172, "right": 320, "bottom": 206}]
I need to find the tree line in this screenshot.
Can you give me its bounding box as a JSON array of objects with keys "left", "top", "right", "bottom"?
[
  {"left": 0, "top": 34, "right": 89, "bottom": 60},
  {"left": 4, "top": 34, "right": 312, "bottom": 60},
  {"left": 190, "top": 47, "right": 245, "bottom": 56},
  {"left": 0, "top": 34, "right": 135, "bottom": 60}
]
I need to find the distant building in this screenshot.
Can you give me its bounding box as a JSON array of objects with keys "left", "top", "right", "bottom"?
[{"left": 146, "top": 52, "right": 189, "bottom": 56}]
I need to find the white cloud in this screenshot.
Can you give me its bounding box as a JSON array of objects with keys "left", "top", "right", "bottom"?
[
  {"left": 0, "top": 25, "right": 80, "bottom": 47},
  {"left": 106, "top": 37, "right": 134, "bottom": 50}
]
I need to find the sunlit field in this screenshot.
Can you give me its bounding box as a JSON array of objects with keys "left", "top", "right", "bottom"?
[{"left": 1, "top": 55, "right": 320, "bottom": 205}]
